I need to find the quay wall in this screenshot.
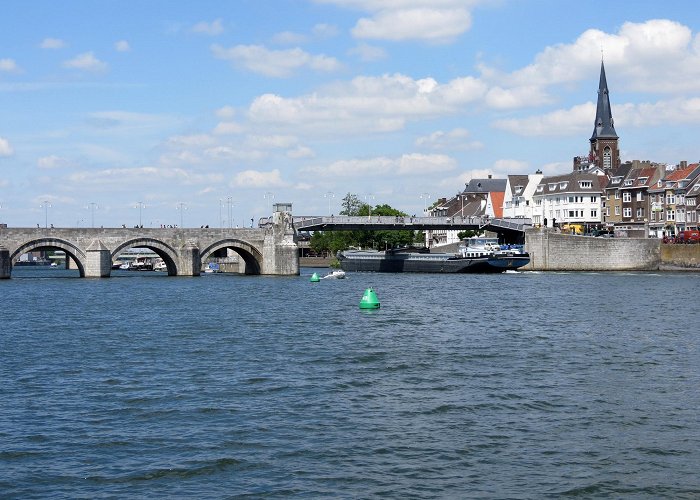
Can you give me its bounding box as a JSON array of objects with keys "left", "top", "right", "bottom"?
[
  {"left": 660, "top": 244, "right": 700, "bottom": 269},
  {"left": 523, "top": 229, "right": 660, "bottom": 271}
]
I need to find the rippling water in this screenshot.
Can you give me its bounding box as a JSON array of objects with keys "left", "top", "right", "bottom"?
[{"left": 1, "top": 267, "right": 699, "bottom": 498}]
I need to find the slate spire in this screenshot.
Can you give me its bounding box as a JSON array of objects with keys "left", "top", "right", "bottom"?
[{"left": 591, "top": 60, "right": 618, "bottom": 140}]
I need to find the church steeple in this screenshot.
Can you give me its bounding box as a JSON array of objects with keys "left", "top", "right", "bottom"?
[
  {"left": 589, "top": 59, "right": 620, "bottom": 173},
  {"left": 591, "top": 60, "right": 617, "bottom": 140}
]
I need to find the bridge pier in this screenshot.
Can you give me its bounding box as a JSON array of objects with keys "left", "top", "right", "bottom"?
[
  {"left": 263, "top": 211, "right": 299, "bottom": 275},
  {"left": 0, "top": 246, "right": 10, "bottom": 279},
  {"left": 178, "top": 241, "right": 201, "bottom": 276},
  {"left": 85, "top": 240, "right": 112, "bottom": 278}
]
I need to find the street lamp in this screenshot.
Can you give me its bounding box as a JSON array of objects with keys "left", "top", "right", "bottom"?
[
  {"left": 420, "top": 193, "right": 431, "bottom": 216},
  {"left": 324, "top": 191, "right": 335, "bottom": 215},
  {"left": 41, "top": 200, "right": 52, "bottom": 228},
  {"left": 364, "top": 194, "right": 375, "bottom": 221},
  {"left": 87, "top": 202, "right": 98, "bottom": 228},
  {"left": 219, "top": 197, "right": 234, "bottom": 228},
  {"left": 134, "top": 201, "right": 145, "bottom": 227},
  {"left": 264, "top": 192, "right": 275, "bottom": 211},
  {"left": 176, "top": 202, "right": 187, "bottom": 227}
]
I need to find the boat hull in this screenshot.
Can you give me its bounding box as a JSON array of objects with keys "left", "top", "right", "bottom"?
[{"left": 338, "top": 251, "right": 529, "bottom": 274}]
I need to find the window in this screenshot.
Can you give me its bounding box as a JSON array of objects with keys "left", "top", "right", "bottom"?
[
  {"left": 548, "top": 184, "right": 556, "bottom": 191},
  {"left": 559, "top": 182, "right": 568, "bottom": 189},
  {"left": 591, "top": 196, "right": 598, "bottom": 203},
  {"left": 615, "top": 192, "right": 620, "bottom": 199},
  {"left": 638, "top": 177, "right": 648, "bottom": 184},
  {"left": 568, "top": 210, "right": 575, "bottom": 218},
  {"left": 591, "top": 209, "right": 598, "bottom": 218},
  {"left": 667, "top": 210, "right": 675, "bottom": 221},
  {"left": 580, "top": 180, "right": 592, "bottom": 189},
  {"left": 624, "top": 179, "right": 633, "bottom": 186},
  {"left": 623, "top": 207, "right": 631, "bottom": 217},
  {"left": 667, "top": 194, "right": 676, "bottom": 204},
  {"left": 622, "top": 192, "right": 631, "bottom": 202},
  {"left": 605, "top": 208, "right": 610, "bottom": 217},
  {"left": 636, "top": 207, "right": 644, "bottom": 218},
  {"left": 537, "top": 185, "right": 544, "bottom": 192},
  {"left": 603, "top": 146, "right": 612, "bottom": 170},
  {"left": 615, "top": 206, "right": 620, "bottom": 215},
  {"left": 636, "top": 192, "right": 644, "bottom": 202}
]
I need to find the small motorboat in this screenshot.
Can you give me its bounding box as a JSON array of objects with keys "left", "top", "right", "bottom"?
[{"left": 321, "top": 269, "right": 346, "bottom": 279}]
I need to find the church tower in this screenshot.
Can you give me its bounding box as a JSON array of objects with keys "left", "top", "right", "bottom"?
[{"left": 590, "top": 60, "right": 620, "bottom": 173}]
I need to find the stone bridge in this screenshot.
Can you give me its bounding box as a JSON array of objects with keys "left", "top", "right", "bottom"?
[{"left": 0, "top": 211, "right": 298, "bottom": 279}]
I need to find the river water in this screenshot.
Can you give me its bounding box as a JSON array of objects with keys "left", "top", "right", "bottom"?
[{"left": 1, "top": 267, "right": 699, "bottom": 498}]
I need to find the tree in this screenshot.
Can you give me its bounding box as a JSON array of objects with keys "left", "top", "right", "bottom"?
[{"left": 340, "top": 193, "right": 363, "bottom": 216}]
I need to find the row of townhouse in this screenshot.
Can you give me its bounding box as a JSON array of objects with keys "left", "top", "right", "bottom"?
[{"left": 426, "top": 159, "right": 700, "bottom": 247}]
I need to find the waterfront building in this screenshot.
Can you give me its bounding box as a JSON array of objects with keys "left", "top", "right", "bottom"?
[
  {"left": 502, "top": 171, "right": 544, "bottom": 219},
  {"left": 648, "top": 162, "right": 700, "bottom": 237},
  {"left": 684, "top": 175, "right": 700, "bottom": 230},
  {"left": 532, "top": 171, "right": 606, "bottom": 232}
]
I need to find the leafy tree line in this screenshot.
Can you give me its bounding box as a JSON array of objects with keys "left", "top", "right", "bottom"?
[{"left": 310, "top": 193, "right": 423, "bottom": 255}]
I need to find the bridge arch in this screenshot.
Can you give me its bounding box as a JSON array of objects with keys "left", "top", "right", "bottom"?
[
  {"left": 200, "top": 239, "right": 263, "bottom": 275},
  {"left": 111, "top": 238, "right": 180, "bottom": 276},
  {"left": 11, "top": 237, "right": 87, "bottom": 277}
]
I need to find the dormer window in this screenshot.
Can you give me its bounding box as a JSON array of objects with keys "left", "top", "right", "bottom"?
[
  {"left": 559, "top": 182, "right": 568, "bottom": 189},
  {"left": 537, "top": 185, "right": 544, "bottom": 192},
  {"left": 638, "top": 177, "right": 648, "bottom": 184},
  {"left": 579, "top": 180, "right": 592, "bottom": 189},
  {"left": 548, "top": 183, "right": 556, "bottom": 191},
  {"left": 515, "top": 185, "right": 523, "bottom": 194},
  {"left": 624, "top": 179, "right": 633, "bottom": 186},
  {"left": 611, "top": 176, "right": 622, "bottom": 185}
]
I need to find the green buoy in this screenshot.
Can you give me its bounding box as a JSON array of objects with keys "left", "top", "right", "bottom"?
[
  {"left": 310, "top": 272, "right": 320, "bottom": 282},
  {"left": 359, "top": 287, "right": 380, "bottom": 309}
]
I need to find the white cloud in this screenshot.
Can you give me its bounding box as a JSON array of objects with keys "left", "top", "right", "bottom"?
[
  {"left": 0, "top": 58, "right": 21, "bottom": 73},
  {"left": 492, "top": 102, "right": 596, "bottom": 137},
  {"left": 415, "top": 128, "right": 483, "bottom": 151},
  {"left": 166, "top": 134, "right": 216, "bottom": 148},
  {"left": 213, "top": 121, "right": 244, "bottom": 135},
  {"left": 287, "top": 145, "right": 315, "bottom": 159},
  {"left": 232, "top": 168, "right": 287, "bottom": 188},
  {"left": 485, "top": 85, "right": 551, "bottom": 109},
  {"left": 0, "top": 137, "right": 13, "bottom": 157},
  {"left": 216, "top": 105, "right": 236, "bottom": 119},
  {"left": 348, "top": 43, "right": 387, "bottom": 62},
  {"left": 40, "top": 38, "right": 66, "bottom": 49},
  {"left": 312, "top": 23, "right": 339, "bottom": 38},
  {"left": 191, "top": 18, "right": 224, "bottom": 36},
  {"left": 37, "top": 155, "right": 72, "bottom": 169},
  {"left": 63, "top": 52, "right": 108, "bottom": 72},
  {"left": 114, "top": 40, "right": 130, "bottom": 52},
  {"left": 67, "top": 166, "right": 223, "bottom": 188},
  {"left": 317, "top": 0, "right": 474, "bottom": 43},
  {"left": 491, "top": 159, "right": 530, "bottom": 175},
  {"left": 211, "top": 44, "right": 342, "bottom": 77},
  {"left": 272, "top": 31, "right": 308, "bottom": 45},
  {"left": 489, "top": 19, "right": 700, "bottom": 94},
  {"left": 301, "top": 153, "right": 455, "bottom": 178},
  {"left": 353, "top": 7, "right": 471, "bottom": 43},
  {"left": 245, "top": 134, "right": 298, "bottom": 149},
  {"left": 203, "top": 146, "right": 267, "bottom": 162},
  {"left": 248, "top": 73, "right": 487, "bottom": 134}
]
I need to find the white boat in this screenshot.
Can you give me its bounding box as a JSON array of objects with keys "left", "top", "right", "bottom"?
[
  {"left": 321, "top": 269, "right": 346, "bottom": 279},
  {"left": 154, "top": 259, "right": 167, "bottom": 272}
]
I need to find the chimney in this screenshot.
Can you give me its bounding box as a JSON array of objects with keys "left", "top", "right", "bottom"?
[
  {"left": 680, "top": 160, "right": 687, "bottom": 169},
  {"left": 488, "top": 174, "right": 492, "bottom": 179}
]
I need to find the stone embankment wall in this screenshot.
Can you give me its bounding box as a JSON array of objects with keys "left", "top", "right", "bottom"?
[
  {"left": 660, "top": 244, "right": 700, "bottom": 269},
  {"left": 523, "top": 229, "right": 660, "bottom": 271}
]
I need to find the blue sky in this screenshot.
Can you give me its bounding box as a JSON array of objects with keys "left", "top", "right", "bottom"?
[{"left": 2, "top": 0, "right": 700, "bottom": 227}]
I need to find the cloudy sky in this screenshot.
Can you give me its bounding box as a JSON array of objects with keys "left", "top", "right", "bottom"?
[{"left": 2, "top": 0, "right": 700, "bottom": 228}]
